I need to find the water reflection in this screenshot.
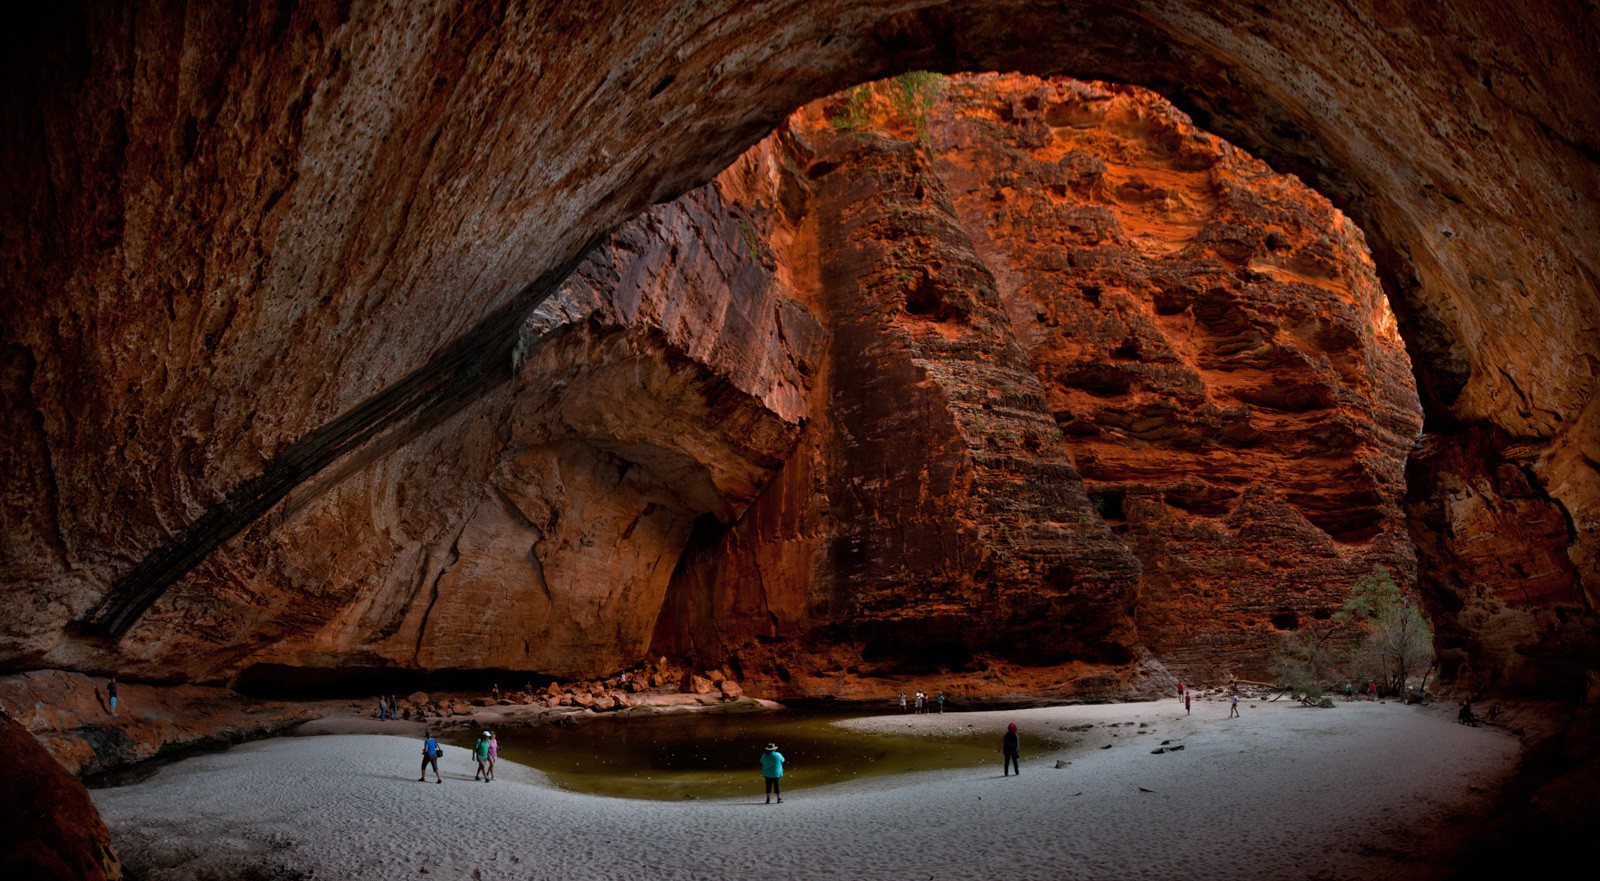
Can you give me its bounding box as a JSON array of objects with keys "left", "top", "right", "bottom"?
[{"left": 448, "top": 708, "right": 1023, "bottom": 801}]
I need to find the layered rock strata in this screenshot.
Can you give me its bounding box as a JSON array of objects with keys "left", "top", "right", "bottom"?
[
  {"left": 6, "top": 177, "right": 819, "bottom": 684},
  {"left": 928, "top": 75, "right": 1422, "bottom": 678},
  {"left": 655, "top": 77, "right": 1420, "bottom": 686},
  {"left": 655, "top": 98, "right": 1149, "bottom": 697},
  {"left": 2, "top": 69, "right": 1424, "bottom": 694},
  {"left": 2, "top": 2, "right": 1594, "bottom": 700}
]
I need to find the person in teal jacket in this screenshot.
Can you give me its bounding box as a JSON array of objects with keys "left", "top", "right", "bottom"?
[{"left": 760, "top": 743, "right": 786, "bottom": 803}]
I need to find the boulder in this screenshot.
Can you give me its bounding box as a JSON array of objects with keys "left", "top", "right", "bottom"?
[{"left": 0, "top": 712, "right": 122, "bottom": 880}]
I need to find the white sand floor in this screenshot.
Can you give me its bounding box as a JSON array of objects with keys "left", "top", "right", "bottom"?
[{"left": 92, "top": 697, "right": 1518, "bottom": 881}]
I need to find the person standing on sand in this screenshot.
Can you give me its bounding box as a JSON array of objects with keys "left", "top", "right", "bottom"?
[
  {"left": 1229, "top": 694, "right": 1240, "bottom": 718},
  {"left": 936, "top": 692, "right": 945, "bottom": 713},
  {"left": 378, "top": 696, "right": 387, "bottom": 721},
  {"left": 389, "top": 695, "right": 398, "bottom": 720},
  {"left": 107, "top": 675, "right": 119, "bottom": 717},
  {"left": 900, "top": 692, "right": 908, "bottom": 713},
  {"left": 486, "top": 731, "right": 499, "bottom": 781},
  {"left": 1185, "top": 692, "right": 1191, "bottom": 715},
  {"left": 1002, "top": 723, "right": 1021, "bottom": 776},
  {"left": 1368, "top": 680, "right": 1378, "bottom": 701},
  {"left": 473, "top": 731, "right": 491, "bottom": 781},
  {"left": 419, "top": 732, "right": 443, "bottom": 783},
  {"left": 761, "top": 743, "right": 786, "bottom": 803}
]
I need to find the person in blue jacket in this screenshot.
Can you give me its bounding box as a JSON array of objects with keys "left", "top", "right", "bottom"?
[
  {"left": 419, "top": 731, "right": 442, "bottom": 783},
  {"left": 761, "top": 743, "right": 786, "bottom": 804}
]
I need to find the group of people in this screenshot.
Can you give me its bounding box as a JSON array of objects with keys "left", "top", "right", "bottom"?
[
  {"left": 417, "top": 730, "right": 499, "bottom": 783},
  {"left": 377, "top": 695, "right": 400, "bottom": 720},
  {"left": 899, "top": 690, "right": 945, "bottom": 713},
  {"left": 1340, "top": 680, "right": 1381, "bottom": 701}
]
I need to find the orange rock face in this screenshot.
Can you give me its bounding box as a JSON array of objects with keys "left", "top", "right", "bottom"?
[
  {"left": 658, "top": 94, "right": 1149, "bottom": 696},
  {"left": 1, "top": 3, "right": 1593, "bottom": 704},
  {"left": 654, "top": 76, "right": 1420, "bottom": 688},
  {"left": 0, "top": 74, "right": 1420, "bottom": 694},
  {"left": 105, "top": 186, "right": 821, "bottom": 682},
  {"left": 928, "top": 76, "right": 1422, "bottom": 678}
]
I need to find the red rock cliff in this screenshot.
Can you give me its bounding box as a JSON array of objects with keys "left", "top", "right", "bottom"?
[
  {"left": 930, "top": 75, "right": 1422, "bottom": 679},
  {"left": 2, "top": 1, "right": 1594, "bottom": 706},
  {"left": 654, "top": 75, "right": 1420, "bottom": 690},
  {"left": 0, "top": 73, "right": 1422, "bottom": 693}
]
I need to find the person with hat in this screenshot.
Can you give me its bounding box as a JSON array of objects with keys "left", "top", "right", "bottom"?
[
  {"left": 473, "top": 731, "right": 492, "bottom": 782},
  {"left": 760, "top": 742, "right": 786, "bottom": 803},
  {"left": 487, "top": 731, "right": 499, "bottom": 781},
  {"left": 1002, "top": 723, "right": 1021, "bottom": 776}
]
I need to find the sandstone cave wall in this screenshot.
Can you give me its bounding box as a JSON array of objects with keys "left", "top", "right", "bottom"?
[
  {"left": 655, "top": 77, "right": 1423, "bottom": 688},
  {"left": 927, "top": 75, "right": 1423, "bottom": 679},
  {"left": 11, "top": 179, "right": 820, "bottom": 682},
  {"left": 2, "top": 2, "right": 1595, "bottom": 695},
  {"left": 654, "top": 98, "right": 1147, "bottom": 697}
]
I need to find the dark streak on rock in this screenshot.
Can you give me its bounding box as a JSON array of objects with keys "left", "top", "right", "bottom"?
[{"left": 83, "top": 231, "right": 612, "bottom": 639}]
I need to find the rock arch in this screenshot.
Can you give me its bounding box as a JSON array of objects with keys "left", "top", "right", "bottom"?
[{"left": 1, "top": 2, "right": 1594, "bottom": 692}]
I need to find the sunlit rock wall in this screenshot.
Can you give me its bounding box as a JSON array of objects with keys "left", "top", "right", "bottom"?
[
  {"left": 3, "top": 3, "right": 1593, "bottom": 698},
  {"left": 929, "top": 75, "right": 1422, "bottom": 679},
  {"left": 656, "top": 75, "right": 1420, "bottom": 688}
]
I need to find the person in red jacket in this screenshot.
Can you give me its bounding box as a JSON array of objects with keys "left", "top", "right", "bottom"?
[{"left": 1002, "top": 723, "right": 1021, "bottom": 776}]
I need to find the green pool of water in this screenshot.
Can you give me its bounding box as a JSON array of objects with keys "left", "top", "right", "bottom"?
[{"left": 446, "top": 708, "right": 1037, "bottom": 801}]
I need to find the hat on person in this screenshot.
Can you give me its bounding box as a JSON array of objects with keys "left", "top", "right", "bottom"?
[
  {"left": 483, "top": 731, "right": 491, "bottom": 736},
  {"left": 765, "top": 743, "right": 778, "bottom": 751},
  {"left": 1007, "top": 723, "right": 1017, "bottom": 732}
]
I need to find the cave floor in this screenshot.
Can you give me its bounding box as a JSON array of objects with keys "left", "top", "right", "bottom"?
[{"left": 91, "top": 698, "right": 1517, "bottom": 880}]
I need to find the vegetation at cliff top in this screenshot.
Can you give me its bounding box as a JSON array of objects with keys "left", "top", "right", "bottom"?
[{"left": 829, "top": 71, "right": 944, "bottom": 142}]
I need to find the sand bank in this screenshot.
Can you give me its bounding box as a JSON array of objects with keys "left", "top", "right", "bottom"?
[{"left": 92, "top": 697, "right": 1517, "bottom": 880}]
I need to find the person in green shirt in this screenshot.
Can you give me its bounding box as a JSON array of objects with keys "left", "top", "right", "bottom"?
[{"left": 472, "top": 731, "right": 491, "bottom": 782}]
